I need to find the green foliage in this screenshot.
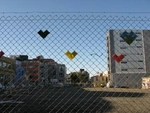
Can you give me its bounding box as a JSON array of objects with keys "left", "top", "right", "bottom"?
[
  {"left": 78, "top": 71, "right": 89, "bottom": 83},
  {"left": 70, "top": 72, "right": 80, "bottom": 84},
  {"left": 70, "top": 71, "right": 89, "bottom": 84}
]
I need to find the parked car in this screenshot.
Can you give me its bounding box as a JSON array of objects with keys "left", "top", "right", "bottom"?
[
  {"left": 53, "top": 82, "right": 64, "bottom": 87},
  {"left": 64, "top": 83, "right": 70, "bottom": 87}
]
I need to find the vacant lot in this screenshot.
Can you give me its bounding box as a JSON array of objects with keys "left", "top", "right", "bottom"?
[
  {"left": 0, "top": 87, "right": 150, "bottom": 113},
  {"left": 84, "top": 88, "right": 150, "bottom": 113}
]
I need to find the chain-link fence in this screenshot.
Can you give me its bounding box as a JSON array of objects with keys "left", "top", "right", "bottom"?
[{"left": 0, "top": 13, "right": 150, "bottom": 113}]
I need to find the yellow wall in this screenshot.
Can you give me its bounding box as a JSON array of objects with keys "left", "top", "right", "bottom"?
[{"left": 91, "top": 76, "right": 108, "bottom": 87}]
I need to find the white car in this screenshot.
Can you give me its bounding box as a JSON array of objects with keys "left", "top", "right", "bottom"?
[{"left": 53, "top": 83, "right": 64, "bottom": 87}]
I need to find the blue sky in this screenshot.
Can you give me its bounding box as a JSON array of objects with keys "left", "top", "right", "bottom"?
[
  {"left": 0, "top": 0, "right": 150, "bottom": 77},
  {"left": 0, "top": 0, "right": 149, "bottom": 13}
]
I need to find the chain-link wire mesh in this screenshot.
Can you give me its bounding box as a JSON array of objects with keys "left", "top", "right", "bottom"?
[{"left": 0, "top": 13, "right": 150, "bottom": 113}]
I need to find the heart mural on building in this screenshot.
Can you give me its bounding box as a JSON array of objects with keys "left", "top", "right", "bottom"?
[
  {"left": 120, "top": 31, "right": 137, "bottom": 45},
  {"left": 112, "top": 54, "right": 124, "bottom": 63}
]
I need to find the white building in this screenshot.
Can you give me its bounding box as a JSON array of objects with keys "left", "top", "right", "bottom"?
[
  {"left": 107, "top": 30, "right": 150, "bottom": 88},
  {"left": 142, "top": 77, "right": 150, "bottom": 89},
  {"left": 102, "top": 70, "right": 109, "bottom": 77},
  {"left": 39, "top": 63, "right": 66, "bottom": 84}
]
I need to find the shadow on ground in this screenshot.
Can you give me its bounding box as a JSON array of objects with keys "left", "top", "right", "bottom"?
[{"left": 0, "top": 87, "right": 145, "bottom": 113}]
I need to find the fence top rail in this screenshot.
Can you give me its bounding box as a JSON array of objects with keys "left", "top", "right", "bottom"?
[{"left": 0, "top": 14, "right": 149, "bottom": 22}]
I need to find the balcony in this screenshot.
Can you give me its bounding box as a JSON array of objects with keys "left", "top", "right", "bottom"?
[
  {"left": 107, "top": 57, "right": 109, "bottom": 60},
  {"left": 106, "top": 43, "right": 109, "bottom": 47},
  {"left": 107, "top": 50, "right": 109, "bottom": 53}
]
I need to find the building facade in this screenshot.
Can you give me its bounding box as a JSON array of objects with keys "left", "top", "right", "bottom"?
[
  {"left": 142, "top": 77, "right": 150, "bottom": 89},
  {"left": 0, "top": 56, "right": 15, "bottom": 76},
  {"left": 91, "top": 75, "right": 108, "bottom": 87},
  {"left": 22, "top": 60, "right": 40, "bottom": 82},
  {"left": 22, "top": 57, "right": 66, "bottom": 84},
  {"left": 107, "top": 30, "right": 150, "bottom": 88},
  {"left": 65, "top": 74, "right": 71, "bottom": 84},
  {"left": 40, "top": 63, "right": 66, "bottom": 84},
  {"left": 0, "top": 56, "right": 15, "bottom": 88}
]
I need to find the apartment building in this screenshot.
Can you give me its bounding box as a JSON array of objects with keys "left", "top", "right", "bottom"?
[
  {"left": 22, "top": 56, "right": 66, "bottom": 84},
  {"left": 0, "top": 56, "right": 15, "bottom": 87},
  {"left": 107, "top": 30, "right": 150, "bottom": 88},
  {"left": 0, "top": 56, "right": 15, "bottom": 76},
  {"left": 65, "top": 74, "right": 71, "bottom": 84},
  {"left": 22, "top": 60, "right": 40, "bottom": 82},
  {"left": 91, "top": 75, "right": 108, "bottom": 87},
  {"left": 40, "top": 63, "right": 66, "bottom": 84}
]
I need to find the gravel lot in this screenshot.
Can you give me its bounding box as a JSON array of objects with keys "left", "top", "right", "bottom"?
[
  {"left": 85, "top": 88, "right": 150, "bottom": 113},
  {"left": 0, "top": 87, "right": 150, "bottom": 113}
]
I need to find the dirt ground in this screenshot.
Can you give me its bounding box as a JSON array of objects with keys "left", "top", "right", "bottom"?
[
  {"left": 85, "top": 88, "right": 150, "bottom": 113},
  {"left": 0, "top": 87, "right": 150, "bottom": 113}
]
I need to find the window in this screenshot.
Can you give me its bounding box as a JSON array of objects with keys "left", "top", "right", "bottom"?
[
  {"left": 107, "top": 43, "right": 109, "bottom": 47},
  {"left": 121, "top": 61, "right": 127, "bottom": 63},
  {"left": 121, "top": 69, "right": 128, "bottom": 71},
  {"left": 107, "top": 36, "right": 109, "bottom": 40},
  {"left": 96, "top": 77, "right": 98, "bottom": 81},
  {"left": 106, "top": 77, "right": 108, "bottom": 82},
  {"left": 135, "top": 32, "right": 141, "bottom": 34},
  {"left": 120, "top": 47, "right": 127, "bottom": 49},
  {"left": 3, "top": 62, "right": 7, "bottom": 67},
  {"left": 40, "top": 66, "right": 44, "bottom": 68},
  {"left": 138, "top": 68, "right": 144, "bottom": 69},
  {"left": 33, "top": 70, "right": 38, "bottom": 73},
  {"left": 60, "top": 73, "right": 64, "bottom": 76},
  {"left": 137, "top": 46, "right": 142, "bottom": 48},
  {"left": 0, "top": 61, "right": 2, "bottom": 66},
  {"left": 137, "top": 53, "right": 143, "bottom": 55},
  {"left": 7, "top": 64, "right": 12, "bottom": 69},
  {"left": 108, "top": 64, "right": 109, "bottom": 68},
  {"left": 136, "top": 39, "right": 142, "bottom": 41},
  {"left": 107, "top": 57, "right": 109, "bottom": 60},
  {"left": 29, "top": 66, "right": 33, "bottom": 68},
  {"left": 120, "top": 40, "right": 125, "bottom": 42},
  {"left": 40, "top": 72, "right": 44, "bottom": 75},
  {"left": 29, "top": 76, "right": 38, "bottom": 79},
  {"left": 60, "top": 67, "right": 63, "bottom": 71},
  {"left": 138, "top": 60, "right": 143, "bottom": 62}
]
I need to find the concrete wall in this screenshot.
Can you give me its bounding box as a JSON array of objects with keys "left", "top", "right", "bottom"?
[
  {"left": 110, "top": 73, "right": 150, "bottom": 88},
  {"left": 143, "top": 30, "right": 150, "bottom": 73}
]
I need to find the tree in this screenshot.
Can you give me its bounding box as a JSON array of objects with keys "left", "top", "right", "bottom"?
[
  {"left": 78, "top": 71, "right": 89, "bottom": 83},
  {"left": 70, "top": 72, "right": 80, "bottom": 84}
]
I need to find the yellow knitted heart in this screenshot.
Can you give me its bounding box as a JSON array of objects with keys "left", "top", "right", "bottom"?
[{"left": 65, "top": 51, "right": 78, "bottom": 60}]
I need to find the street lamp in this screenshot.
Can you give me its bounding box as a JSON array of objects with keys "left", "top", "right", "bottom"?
[{"left": 90, "top": 53, "right": 103, "bottom": 57}]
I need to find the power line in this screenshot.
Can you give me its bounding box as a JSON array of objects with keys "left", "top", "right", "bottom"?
[
  {"left": 90, "top": 53, "right": 103, "bottom": 57},
  {"left": 0, "top": 11, "right": 150, "bottom": 14}
]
